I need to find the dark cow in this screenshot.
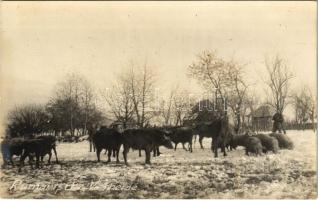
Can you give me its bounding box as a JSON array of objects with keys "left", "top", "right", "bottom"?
[
  {"left": 195, "top": 117, "right": 231, "bottom": 157},
  {"left": 35, "top": 135, "right": 59, "bottom": 164},
  {"left": 245, "top": 137, "right": 263, "bottom": 156},
  {"left": 253, "top": 134, "right": 279, "bottom": 153},
  {"left": 230, "top": 134, "right": 263, "bottom": 156},
  {"left": 213, "top": 130, "right": 235, "bottom": 153},
  {"left": 92, "top": 127, "right": 122, "bottom": 163},
  {"left": 1, "top": 137, "right": 26, "bottom": 166},
  {"left": 269, "top": 133, "right": 294, "bottom": 150},
  {"left": 194, "top": 118, "right": 232, "bottom": 151},
  {"left": 122, "top": 128, "right": 173, "bottom": 166},
  {"left": 166, "top": 127, "right": 193, "bottom": 152},
  {"left": 19, "top": 136, "right": 58, "bottom": 171}
]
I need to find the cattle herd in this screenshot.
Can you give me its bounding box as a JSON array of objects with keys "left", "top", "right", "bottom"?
[{"left": 1, "top": 117, "right": 294, "bottom": 171}]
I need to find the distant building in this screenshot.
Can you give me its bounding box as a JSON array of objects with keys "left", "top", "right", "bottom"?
[{"left": 251, "top": 105, "right": 275, "bottom": 132}]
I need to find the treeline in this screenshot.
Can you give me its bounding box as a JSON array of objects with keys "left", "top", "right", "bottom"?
[
  {"left": 7, "top": 74, "right": 104, "bottom": 137},
  {"left": 5, "top": 51, "right": 317, "bottom": 137}
]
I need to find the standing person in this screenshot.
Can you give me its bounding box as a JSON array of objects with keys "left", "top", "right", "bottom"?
[{"left": 272, "top": 112, "right": 286, "bottom": 134}]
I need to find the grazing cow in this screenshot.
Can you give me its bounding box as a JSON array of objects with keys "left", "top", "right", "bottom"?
[
  {"left": 122, "top": 128, "right": 173, "bottom": 166},
  {"left": 19, "top": 136, "right": 58, "bottom": 171},
  {"left": 230, "top": 134, "right": 263, "bottom": 156},
  {"left": 245, "top": 137, "right": 263, "bottom": 156},
  {"left": 165, "top": 127, "right": 193, "bottom": 152},
  {"left": 92, "top": 127, "right": 122, "bottom": 163},
  {"left": 269, "top": 133, "right": 294, "bottom": 150},
  {"left": 213, "top": 130, "right": 235, "bottom": 153},
  {"left": 1, "top": 137, "right": 35, "bottom": 167},
  {"left": 195, "top": 117, "right": 231, "bottom": 157},
  {"left": 253, "top": 134, "right": 279, "bottom": 153}
]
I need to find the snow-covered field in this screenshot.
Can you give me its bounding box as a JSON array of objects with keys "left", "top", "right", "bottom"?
[{"left": 0, "top": 130, "right": 316, "bottom": 198}]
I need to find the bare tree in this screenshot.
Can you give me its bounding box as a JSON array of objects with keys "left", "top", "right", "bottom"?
[
  {"left": 264, "top": 55, "right": 294, "bottom": 114},
  {"left": 226, "top": 61, "right": 248, "bottom": 133},
  {"left": 160, "top": 89, "right": 175, "bottom": 126},
  {"left": 48, "top": 73, "right": 102, "bottom": 136},
  {"left": 242, "top": 91, "right": 260, "bottom": 131},
  {"left": 172, "top": 89, "right": 193, "bottom": 126},
  {"left": 292, "top": 86, "right": 316, "bottom": 131},
  {"left": 128, "top": 63, "right": 156, "bottom": 128},
  {"left": 52, "top": 73, "right": 83, "bottom": 135},
  {"left": 188, "top": 51, "right": 228, "bottom": 100},
  {"left": 79, "top": 78, "right": 95, "bottom": 135},
  {"left": 188, "top": 51, "right": 249, "bottom": 129},
  {"left": 103, "top": 62, "right": 157, "bottom": 128},
  {"left": 102, "top": 73, "right": 135, "bottom": 129}
]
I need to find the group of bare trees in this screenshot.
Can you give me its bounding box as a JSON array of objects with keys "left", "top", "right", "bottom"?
[
  {"left": 159, "top": 88, "right": 195, "bottom": 126},
  {"left": 101, "top": 50, "right": 315, "bottom": 132},
  {"left": 6, "top": 73, "right": 104, "bottom": 137},
  {"left": 5, "top": 50, "right": 316, "bottom": 137},
  {"left": 103, "top": 63, "right": 157, "bottom": 128},
  {"left": 47, "top": 73, "right": 103, "bottom": 136},
  {"left": 7, "top": 104, "right": 49, "bottom": 137},
  {"left": 265, "top": 56, "right": 316, "bottom": 130},
  {"left": 103, "top": 64, "right": 196, "bottom": 128},
  {"left": 188, "top": 51, "right": 249, "bottom": 132},
  {"left": 264, "top": 56, "right": 294, "bottom": 114},
  {"left": 292, "top": 86, "right": 316, "bottom": 130}
]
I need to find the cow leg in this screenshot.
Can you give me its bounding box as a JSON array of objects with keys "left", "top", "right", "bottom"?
[
  {"left": 189, "top": 142, "right": 193, "bottom": 153},
  {"left": 19, "top": 151, "right": 29, "bottom": 172},
  {"left": 35, "top": 154, "right": 40, "bottom": 169},
  {"left": 222, "top": 144, "right": 227, "bottom": 157},
  {"left": 245, "top": 148, "right": 249, "bottom": 156},
  {"left": 212, "top": 139, "right": 218, "bottom": 158},
  {"left": 106, "top": 148, "right": 112, "bottom": 163},
  {"left": 10, "top": 155, "right": 14, "bottom": 166},
  {"left": 96, "top": 148, "right": 102, "bottom": 162},
  {"left": 123, "top": 145, "right": 130, "bottom": 166},
  {"left": 27, "top": 155, "right": 34, "bottom": 166},
  {"left": 89, "top": 141, "right": 93, "bottom": 152},
  {"left": 145, "top": 149, "right": 151, "bottom": 165},
  {"left": 52, "top": 146, "right": 59, "bottom": 164},
  {"left": 2, "top": 155, "right": 7, "bottom": 168},
  {"left": 153, "top": 148, "right": 156, "bottom": 157},
  {"left": 139, "top": 149, "right": 142, "bottom": 157},
  {"left": 113, "top": 150, "right": 116, "bottom": 158},
  {"left": 48, "top": 152, "right": 52, "bottom": 164},
  {"left": 199, "top": 136, "right": 204, "bottom": 149},
  {"left": 116, "top": 149, "right": 120, "bottom": 164},
  {"left": 174, "top": 143, "right": 178, "bottom": 151},
  {"left": 156, "top": 147, "right": 161, "bottom": 156}
]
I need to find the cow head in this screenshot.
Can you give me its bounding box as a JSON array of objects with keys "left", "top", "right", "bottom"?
[{"left": 159, "top": 130, "right": 173, "bottom": 149}]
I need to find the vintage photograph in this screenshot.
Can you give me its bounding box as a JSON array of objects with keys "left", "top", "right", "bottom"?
[{"left": 0, "top": 1, "right": 316, "bottom": 199}]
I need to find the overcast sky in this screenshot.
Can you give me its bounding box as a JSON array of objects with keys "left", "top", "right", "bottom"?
[{"left": 0, "top": 1, "right": 316, "bottom": 126}]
